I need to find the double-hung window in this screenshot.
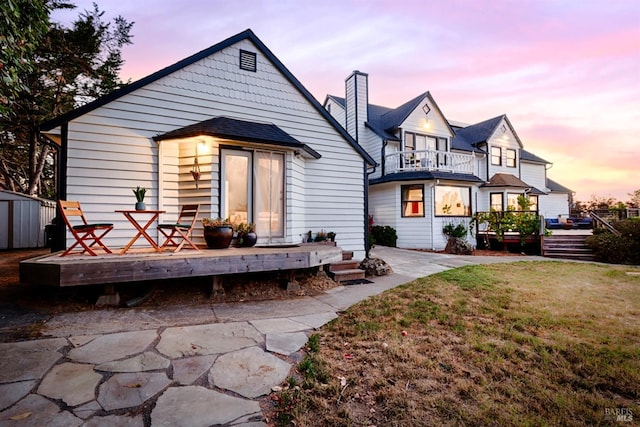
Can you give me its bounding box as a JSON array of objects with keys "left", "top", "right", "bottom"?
[
  {"left": 506, "top": 149, "right": 516, "bottom": 167},
  {"left": 401, "top": 185, "right": 424, "bottom": 217},
  {"left": 491, "top": 146, "right": 502, "bottom": 166},
  {"left": 490, "top": 193, "right": 503, "bottom": 211}
]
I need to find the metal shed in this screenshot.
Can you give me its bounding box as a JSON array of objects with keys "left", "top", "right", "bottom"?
[{"left": 0, "top": 190, "right": 56, "bottom": 249}]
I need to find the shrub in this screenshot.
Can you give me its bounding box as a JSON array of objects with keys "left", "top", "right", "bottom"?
[
  {"left": 370, "top": 225, "right": 397, "bottom": 247},
  {"left": 443, "top": 222, "right": 468, "bottom": 239},
  {"left": 586, "top": 219, "right": 640, "bottom": 264}
]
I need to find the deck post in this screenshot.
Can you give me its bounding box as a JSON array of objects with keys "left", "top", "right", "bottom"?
[
  {"left": 286, "top": 270, "right": 300, "bottom": 292},
  {"left": 96, "top": 283, "right": 120, "bottom": 307},
  {"left": 211, "top": 275, "right": 225, "bottom": 296}
]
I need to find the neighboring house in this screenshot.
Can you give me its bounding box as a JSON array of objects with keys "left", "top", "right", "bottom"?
[
  {"left": 40, "top": 30, "right": 374, "bottom": 258},
  {"left": 325, "top": 71, "right": 572, "bottom": 250}
]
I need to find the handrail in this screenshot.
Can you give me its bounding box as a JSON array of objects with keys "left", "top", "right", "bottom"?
[
  {"left": 384, "top": 150, "right": 474, "bottom": 174},
  {"left": 589, "top": 210, "right": 621, "bottom": 236}
]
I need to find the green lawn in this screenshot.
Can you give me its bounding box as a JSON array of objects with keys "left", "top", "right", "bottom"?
[{"left": 273, "top": 262, "right": 640, "bottom": 426}]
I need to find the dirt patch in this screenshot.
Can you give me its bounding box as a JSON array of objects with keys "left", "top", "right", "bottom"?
[{"left": 414, "top": 248, "right": 527, "bottom": 257}]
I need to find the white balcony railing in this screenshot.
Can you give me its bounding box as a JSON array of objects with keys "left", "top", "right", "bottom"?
[{"left": 385, "top": 150, "right": 475, "bottom": 175}]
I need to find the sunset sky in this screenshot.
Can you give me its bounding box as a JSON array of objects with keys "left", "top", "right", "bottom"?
[{"left": 52, "top": 0, "right": 640, "bottom": 203}]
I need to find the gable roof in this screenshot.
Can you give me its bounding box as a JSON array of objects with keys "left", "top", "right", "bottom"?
[
  {"left": 40, "top": 29, "right": 375, "bottom": 165},
  {"left": 452, "top": 115, "right": 523, "bottom": 152},
  {"left": 325, "top": 91, "right": 455, "bottom": 142},
  {"left": 153, "top": 116, "right": 321, "bottom": 159}
]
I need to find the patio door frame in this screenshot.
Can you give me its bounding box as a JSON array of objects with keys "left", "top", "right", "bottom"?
[{"left": 220, "top": 146, "right": 286, "bottom": 242}]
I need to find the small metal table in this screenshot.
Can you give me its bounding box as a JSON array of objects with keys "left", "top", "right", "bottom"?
[{"left": 116, "top": 210, "right": 165, "bottom": 254}]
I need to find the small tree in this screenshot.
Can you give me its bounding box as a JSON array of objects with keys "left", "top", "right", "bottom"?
[
  {"left": 628, "top": 189, "right": 640, "bottom": 208},
  {"left": 0, "top": 1, "right": 134, "bottom": 198}
]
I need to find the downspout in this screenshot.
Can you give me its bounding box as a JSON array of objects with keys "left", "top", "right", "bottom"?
[
  {"left": 431, "top": 180, "right": 439, "bottom": 251},
  {"left": 53, "top": 122, "right": 69, "bottom": 252},
  {"left": 381, "top": 139, "right": 388, "bottom": 176},
  {"left": 364, "top": 162, "right": 377, "bottom": 258}
]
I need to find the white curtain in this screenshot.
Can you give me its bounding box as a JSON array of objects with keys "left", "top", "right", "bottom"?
[{"left": 254, "top": 151, "right": 284, "bottom": 240}]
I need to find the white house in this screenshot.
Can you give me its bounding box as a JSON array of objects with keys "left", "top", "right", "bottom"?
[
  {"left": 325, "top": 71, "right": 572, "bottom": 250},
  {"left": 40, "top": 30, "right": 375, "bottom": 258}
]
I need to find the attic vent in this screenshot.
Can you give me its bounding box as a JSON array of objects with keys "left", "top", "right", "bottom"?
[{"left": 239, "top": 50, "right": 257, "bottom": 72}]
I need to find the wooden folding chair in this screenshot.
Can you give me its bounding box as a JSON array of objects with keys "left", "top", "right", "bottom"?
[
  {"left": 58, "top": 200, "right": 114, "bottom": 256},
  {"left": 158, "top": 204, "right": 200, "bottom": 252}
]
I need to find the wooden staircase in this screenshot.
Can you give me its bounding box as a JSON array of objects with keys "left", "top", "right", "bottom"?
[
  {"left": 542, "top": 235, "right": 597, "bottom": 261},
  {"left": 328, "top": 250, "right": 366, "bottom": 283}
]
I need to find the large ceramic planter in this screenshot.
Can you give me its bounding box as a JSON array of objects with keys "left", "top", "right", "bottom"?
[
  {"left": 203, "top": 226, "right": 234, "bottom": 249},
  {"left": 239, "top": 232, "right": 257, "bottom": 247}
]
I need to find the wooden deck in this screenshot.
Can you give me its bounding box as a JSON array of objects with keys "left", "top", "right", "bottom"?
[{"left": 19, "top": 244, "right": 343, "bottom": 287}]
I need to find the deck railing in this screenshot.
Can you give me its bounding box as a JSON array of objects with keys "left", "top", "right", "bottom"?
[
  {"left": 589, "top": 211, "right": 622, "bottom": 236},
  {"left": 385, "top": 150, "right": 475, "bottom": 174}
]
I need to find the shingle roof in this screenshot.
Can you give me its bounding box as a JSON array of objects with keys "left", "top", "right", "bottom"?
[
  {"left": 520, "top": 149, "right": 549, "bottom": 164},
  {"left": 40, "top": 29, "right": 375, "bottom": 165},
  {"left": 153, "top": 116, "right": 321, "bottom": 159},
  {"left": 483, "top": 173, "right": 530, "bottom": 188},
  {"left": 451, "top": 115, "right": 504, "bottom": 151},
  {"left": 328, "top": 91, "right": 455, "bottom": 142},
  {"left": 546, "top": 178, "right": 573, "bottom": 193},
  {"left": 482, "top": 173, "right": 545, "bottom": 194}
]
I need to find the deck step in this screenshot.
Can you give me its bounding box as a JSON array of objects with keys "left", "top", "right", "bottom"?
[
  {"left": 542, "top": 235, "right": 596, "bottom": 261},
  {"left": 329, "top": 268, "right": 366, "bottom": 283},
  {"left": 329, "top": 260, "right": 360, "bottom": 272},
  {"left": 342, "top": 250, "right": 354, "bottom": 261}
]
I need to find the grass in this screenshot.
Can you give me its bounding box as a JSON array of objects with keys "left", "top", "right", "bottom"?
[{"left": 285, "top": 261, "right": 640, "bottom": 426}]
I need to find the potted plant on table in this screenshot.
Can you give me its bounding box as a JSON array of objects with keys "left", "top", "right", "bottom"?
[
  {"left": 201, "top": 217, "right": 234, "bottom": 249},
  {"left": 236, "top": 222, "right": 257, "bottom": 247},
  {"left": 133, "top": 186, "right": 146, "bottom": 210}
]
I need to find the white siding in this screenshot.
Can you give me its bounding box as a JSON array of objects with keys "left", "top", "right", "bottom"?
[
  {"left": 400, "top": 99, "right": 453, "bottom": 143},
  {"left": 520, "top": 162, "right": 546, "bottom": 192},
  {"left": 540, "top": 193, "right": 570, "bottom": 218},
  {"left": 395, "top": 182, "right": 433, "bottom": 249},
  {"left": 486, "top": 119, "right": 521, "bottom": 178},
  {"left": 363, "top": 129, "right": 383, "bottom": 179},
  {"left": 63, "top": 38, "right": 366, "bottom": 255},
  {"left": 325, "top": 98, "right": 346, "bottom": 129},
  {"left": 369, "top": 183, "right": 397, "bottom": 229}
]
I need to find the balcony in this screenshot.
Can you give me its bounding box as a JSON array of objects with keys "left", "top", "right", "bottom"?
[{"left": 385, "top": 150, "right": 475, "bottom": 175}]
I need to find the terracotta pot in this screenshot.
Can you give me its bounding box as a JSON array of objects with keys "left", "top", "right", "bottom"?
[
  {"left": 240, "top": 232, "right": 257, "bottom": 247},
  {"left": 203, "top": 226, "right": 233, "bottom": 249}
]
